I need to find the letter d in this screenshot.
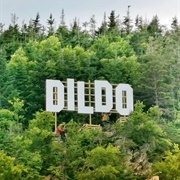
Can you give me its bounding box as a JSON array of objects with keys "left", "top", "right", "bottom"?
[{"left": 46, "top": 80, "right": 64, "bottom": 112}]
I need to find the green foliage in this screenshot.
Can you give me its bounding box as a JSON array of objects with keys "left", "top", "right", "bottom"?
[
  {"left": 110, "top": 109, "right": 169, "bottom": 178},
  {"left": 112, "top": 101, "right": 172, "bottom": 172},
  {"left": 121, "top": 102, "right": 164, "bottom": 146},
  {"left": 100, "top": 55, "right": 140, "bottom": 85},
  {"left": 0, "top": 99, "right": 24, "bottom": 134},
  {"left": 47, "top": 14, "right": 55, "bottom": 36},
  {"left": 3, "top": 48, "right": 32, "bottom": 102},
  {"left": 136, "top": 35, "right": 179, "bottom": 119},
  {"left": 147, "top": 15, "right": 162, "bottom": 37},
  {"left": 1, "top": 11, "right": 180, "bottom": 179},
  {"left": 0, "top": 109, "right": 14, "bottom": 129},
  {"left": 28, "top": 111, "right": 54, "bottom": 131},
  {"left": 151, "top": 144, "right": 180, "bottom": 180},
  {"left": 86, "top": 144, "right": 121, "bottom": 168},
  {"left": 108, "top": 10, "right": 118, "bottom": 31},
  {"left": 77, "top": 144, "right": 135, "bottom": 180},
  {"left": 0, "top": 150, "right": 25, "bottom": 180},
  {"left": 164, "top": 119, "right": 180, "bottom": 145},
  {"left": 8, "top": 97, "right": 25, "bottom": 123},
  {"left": 78, "top": 165, "right": 119, "bottom": 180},
  {"left": 122, "top": 6, "right": 133, "bottom": 35}
]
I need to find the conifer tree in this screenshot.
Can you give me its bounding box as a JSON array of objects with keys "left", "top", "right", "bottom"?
[
  {"left": 47, "top": 13, "right": 55, "bottom": 36},
  {"left": 147, "top": 15, "right": 162, "bottom": 37},
  {"left": 131, "top": 15, "right": 149, "bottom": 55},
  {"left": 82, "top": 21, "right": 89, "bottom": 32},
  {"left": 70, "top": 17, "right": 81, "bottom": 46},
  {"left": 108, "top": 10, "right": 117, "bottom": 31},
  {"left": 0, "top": 14, "right": 21, "bottom": 60},
  {"left": 135, "top": 15, "right": 143, "bottom": 31},
  {"left": 11, "top": 13, "right": 19, "bottom": 27},
  {"left": 32, "top": 12, "right": 42, "bottom": 38},
  {"left": 60, "top": 9, "right": 66, "bottom": 27},
  {"left": 89, "top": 15, "right": 96, "bottom": 36},
  {"left": 0, "top": 23, "right": 4, "bottom": 34},
  {"left": 122, "top": 5, "right": 132, "bottom": 34},
  {"left": 171, "top": 16, "right": 179, "bottom": 32},
  {"left": 0, "top": 49, "right": 7, "bottom": 108},
  {"left": 96, "top": 12, "right": 108, "bottom": 35},
  {"left": 20, "top": 21, "right": 29, "bottom": 42},
  {"left": 56, "top": 9, "right": 69, "bottom": 47}
]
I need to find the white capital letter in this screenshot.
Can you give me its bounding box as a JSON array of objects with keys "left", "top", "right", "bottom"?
[
  {"left": 77, "top": 81, "right": 93, "bottom": 114},
  {"left": 67, "top": 78, "right": 75, "bottom": 111},
  {"left": 115, "top": 84, "right": 133, "bottom": 115},
  {"left": 46, "top": 80, "right": 64, "bottom": 112},
  {"left": 95, "top": 80, "right": 113, "bottom": 112}
]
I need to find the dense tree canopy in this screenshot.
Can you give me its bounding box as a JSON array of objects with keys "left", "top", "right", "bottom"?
[{"left": 0, "top": 10, "right": 180, "bottom": 179}]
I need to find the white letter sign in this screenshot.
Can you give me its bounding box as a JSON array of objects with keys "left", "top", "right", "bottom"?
[
  {"left": 46, "top": 80, "right": 64, "bottom": 112},
  {"left": 94, "top": 80, "right": 113, "bottom": 113},
  {"left": 46, "top": 79, "right": 134, "bottom": 115},
  {"left": 77, "top": 81, "right": 93, "bottom": 114},
  {"left": 115, "top": 84, "right": 133, "bottom": 115}
]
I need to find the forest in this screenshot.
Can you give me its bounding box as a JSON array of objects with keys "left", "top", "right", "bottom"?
[{"left": 0, "top": 9, "right": 180, "bottom": 180}]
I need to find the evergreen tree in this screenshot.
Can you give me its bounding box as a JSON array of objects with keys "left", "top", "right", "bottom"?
[
  {"left": 108, "top": 10, "right": 117, "bottom": 31},
  {"left": 69, "top": 17, "right": 81, "bottom": 47},
  {"left": 2, "top": 48, "right": 35, "bottom": 121},
  {"left": 82, "top": 21, "right": 89, "bottom": 32},
  {"left": 20, "top": 21, "right": 29, "bottom": 43},
  {"left": 60, "top": 9, "right": 66, "bottom": 27},
  {"left": 32, "top": 12, "right": 41, "bottom": 33},
  {"left": 136, "top": 36, "right": 177, "bottom": 119},
  {"left": 135, "top": 15, "right": 143, "bottom": 31},
  {"left": 10, "top": 13, "right": 19, "bottom": 27},
  {"left": 47, "top": 13, "right": 55, "bottom": 36},
  {"left": 130, "top": 16, "right": 149, "bottom": 55},
  {"left": 0, "top": 48, "right": 7, "bottom": 108},
  {"left": 24, "top": 19, "right": 34, "bottom": 40},
  {"left": 56, "top": 9, "right": 69, "bottom": 47},
  {"left": 171, "top": 16, "right": 179, "bottom": 32},
  {"left": 122, "top": 5, "right": 133, "bottom": 34},
  {"left": 162, "top": 30, "right": 180, "bottom": 118},
  {"left": 0, "top": 23, "right": 4, "bottom": 34},
  {"left": 96, "top": 12, "right": 108, "bottom": 35},
  {"left": 0, "top": 15, "right": 21, "bottom": 60},
  {"left": 89, "top": 15, "right": 96, "bottom": 36},
  {"left": 147, "top": 15, "right": 162, "bottom": 37},
  {"left": 32, "top": 12, "right": 42, "bottom": 39},
  {"left": 1, "top": 13, "right": 20, "bottom": 44}
]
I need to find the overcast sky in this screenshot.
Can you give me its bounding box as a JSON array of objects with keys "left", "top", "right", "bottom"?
[{"left": 0, "top": 0, "right": 180, "bottom": 29}]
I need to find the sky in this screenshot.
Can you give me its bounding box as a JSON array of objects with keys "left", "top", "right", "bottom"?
[{"left": 0, "top": 0, "right": 180, "bottom": 29}]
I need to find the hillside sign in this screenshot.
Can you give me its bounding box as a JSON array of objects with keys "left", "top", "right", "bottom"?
[{"left": 46, "top": 79, "right": 133, "bottom": 115}]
